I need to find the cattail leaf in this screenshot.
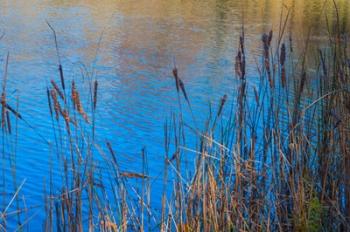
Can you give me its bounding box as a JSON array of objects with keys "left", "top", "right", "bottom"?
[{"left": 6, "top": 103, "right": 22, "bottom": 120}]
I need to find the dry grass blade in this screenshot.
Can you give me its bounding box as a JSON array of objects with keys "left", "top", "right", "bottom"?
[
  {"left": 120, "top": 172, "right": 148, "bottom": 179},
  {"left": 6, "top": 104, "right": 22, "bottom": 120},
  {"left": 1, "top": 179, "right": 26, "bottom": 218}
]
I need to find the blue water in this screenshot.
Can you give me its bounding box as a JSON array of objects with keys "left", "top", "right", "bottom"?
[{"left": 0, "top": 0, "right": 349, "bottom": 230}]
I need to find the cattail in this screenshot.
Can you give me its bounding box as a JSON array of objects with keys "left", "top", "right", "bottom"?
[
  {"left": 75, "top": 89, "right": 83, "bottom": 110},
  {"left": 76, "top": 91, "right": 89, "bottom": 123},
  {"left": 262, "top": 34, "right": 269, "bottom": 57},
  {"left": 58, "top": 64, "right": 65, "bottom": 91},
  {"left": 262, "top": 32, "right": 273, "bottom": 88},
  {"left": 239, "top": 35, "right": 245, "bottom": 55},
  {"left": 1, "top": 92, "right": 6, "bottom": 129},
  {"left": 262, "top": 31, "right": 273, "bottom": 59},
  {"left": 217, "top": 94, "right": 227, "bottom": 117},
  {"left": 235, "top": 51, "right": 242, "bottom": 78},
  {"left": 6, "top": 110, "right": 11, "bottom": 134},
  {"left": 50, "top": 89, "right": 61, "bottom": 121},
  {"left": 280, "top": 43, "right": 286, "bottom": 88},
  {"left": 281, "top": 68, "right": 286, "bottom": 88},
  {"left": 280, "top": 44, "right": 286, "bottom": 66},
  {"left": 72, "top": 81, "right": 89, "bottom": 123},
  {"left": 60, "top": 109, "right": 71, "bottom": 135},
  {"left": 172, "top": 67, "right": 180, "bottom": 92},
  {"left": 238, "top": 35, "right": 246, "bottom": 79},
  {"left": 93, "top": 80, "right": 98, "bottom": 110},
  {"left": 71, "top": 80, "right": 77, "bottom": 109},
  {"left": 268, "top": 30, "right": 273, "bottom": 46},
  {"left": 239, "top": 82, "right": 246, "bottom": 100},
  {"left": 179, "top": 79, "right": 189, "bottom": 103},
  {"left": 51, "top": 80, "right": 64, "bottom": 100}
]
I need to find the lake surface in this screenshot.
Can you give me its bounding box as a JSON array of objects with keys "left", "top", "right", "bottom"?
[{"left": 0, "top": 0, "right": 349, "bottom": 229}]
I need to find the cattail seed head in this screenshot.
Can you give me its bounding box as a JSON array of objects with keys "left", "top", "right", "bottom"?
[
  {"left": 280, "top": 43, "right": 286, "bottom": 66},
  {"left": 93, "top": 80, "right": 98, "bottom": 110},
  {"left": 51, "top": 80, "right": 64, "bottom": 100},
  {"left": 50, "top": 89, "right": 61, "bottom": 121},
  {"left": 172, "top": 67, "right": 180, "bottom": 92}
]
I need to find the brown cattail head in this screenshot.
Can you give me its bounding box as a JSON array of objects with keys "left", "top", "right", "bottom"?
[
  {"left": 71, "top": 80, "right": 77, "bottom": 109},
  {"left": 268, "top": 30, "right": 273, "bottom": 46},
  {"left": 239, "top": 35, "right": 245, "bottom": 54},
  {"left": 60, "top": 109, "right": 71, "bottom": 135},
  {"left": 6, "top": 110, "right": 11, "bottom": 134},
  {"left": 71, "top": 81, "right": 89, "bottom": 123},
  {"left": 280, "top": 43, "right": 287, "bottom": 88},
  {"left": 1, "top": 92, "right": 6, "bottom": 129},
  {"left": 76, "top": 91, "right": 89, "bottom": 123},
  {"left": 281, "top": 67, "right": 286, "bottom": 88},
  {"left": 172, "top": 67, "right": 180, "bottom": 92},
  {"left": 262, "top": 33, "right": 270, "bottom": 60},
  {"left": 262, "top": 34, "right": 269, "bottom": 50},
  {"left": 299, "top": 72, "right": 306, "bottom": 94},
  {"left": 179, "top": 79, "right": 189, "bottom": 103},
  {"left": 51, "top": 80, "right": 64, "bottom": 101},
  {"left": 262, "top": 32, "right": 273, "bottom": 88},
  {"left": 217, "top": 94, "right": 228, "bottom": 117},
  {"left": 93, "top": 80, "right": 98, "bottom": 110},
  {"left": 58, "top": 64, "right": 65, "bottom": 90},
  {"left": 280, "top": 43, "right": 286, "bottom": 66},
  {"left": 237, "top": 35, "right": 246, "bottom": 80},
  {"left": 235, "top": 51, "right": 243, "bottom": 79},
  {"left": 50, "top": 89, "right": 61, "bottom": 121}
]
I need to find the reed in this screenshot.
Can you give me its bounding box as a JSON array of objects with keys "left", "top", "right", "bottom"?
[{"left": 1, "top": 3, "right": 350, "bottom": 231}]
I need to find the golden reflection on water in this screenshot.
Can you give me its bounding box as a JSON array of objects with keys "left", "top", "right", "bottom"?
[{"left": 1, "top": 0, "right": 348, "bottom": 66}]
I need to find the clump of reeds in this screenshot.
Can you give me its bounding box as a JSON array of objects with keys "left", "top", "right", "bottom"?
[
  {"left": 158, "top": 4, "right": 350, "bottom": 232},
  {"left": 2, "top": 3, "right": 350, "bottom": 232}
]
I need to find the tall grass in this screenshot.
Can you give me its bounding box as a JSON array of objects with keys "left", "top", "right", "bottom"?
[
  {"left": 158, "top": 10, "right": 350, "bottom": 232},
  {"left": 0, "top": 3, "right": 350, "bottom": 232}
]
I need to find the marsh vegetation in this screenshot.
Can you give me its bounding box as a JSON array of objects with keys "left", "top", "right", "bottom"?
[{"left": 1, "top": 1, "right": 350, "bottom": 231}]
